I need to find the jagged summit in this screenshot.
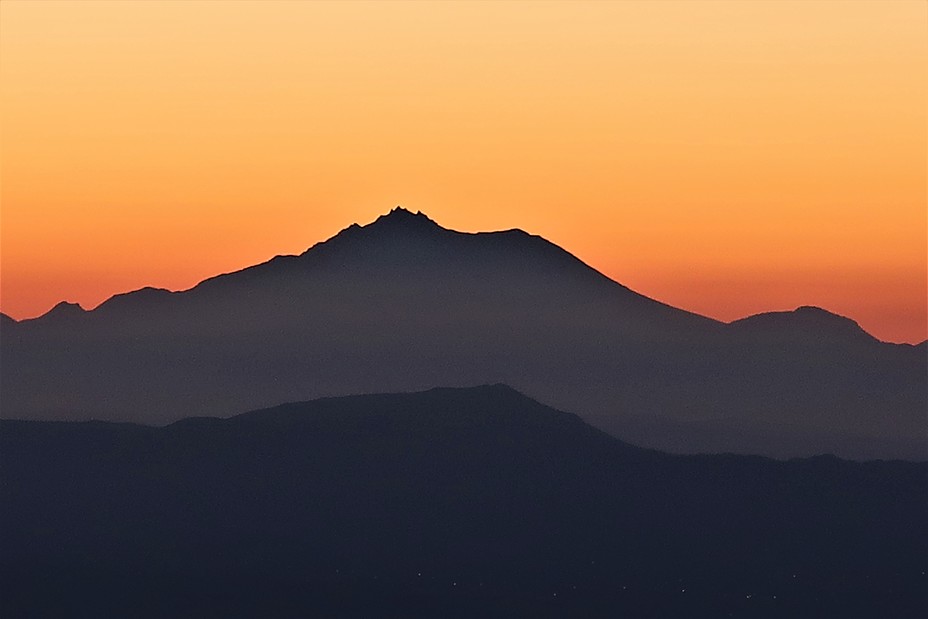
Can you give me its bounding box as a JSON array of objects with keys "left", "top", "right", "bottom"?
[
  {"left": 369, "top": 206, "right": 443, "bottom": 230},
  {"left": 316, "top": 207, "right": 448, "bottom": 250},
  {"left": 381, "top": 205, "right": 425, "bottom": 218}
]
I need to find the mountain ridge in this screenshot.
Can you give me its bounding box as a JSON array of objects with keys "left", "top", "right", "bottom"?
[
  {"left": 10, "top": 207, "right": 713, "bottom": 330},
  {"left": 5, "top": 208, "right": 899, "bottom": 343},
  {"left": 2, "top": 207, "right": 924, "bottom": 459}
]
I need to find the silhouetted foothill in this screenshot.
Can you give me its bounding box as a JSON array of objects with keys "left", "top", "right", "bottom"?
[
  {"left": 730, "top": 305, "right": 876, "bottom": 344},
  {"left": 2, "top": 208, "right": 924, "bottom": 459},
  {"left": 2, "top": 386, "right": 924, "bottom": 618}
]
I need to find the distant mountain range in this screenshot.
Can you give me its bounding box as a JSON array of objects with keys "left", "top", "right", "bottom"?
[
  {"left": 2, "top": 208, "right": 925, "bottom": 459},
  {"left": 2, "top": 385, "right": 924, "bottom": 617}
]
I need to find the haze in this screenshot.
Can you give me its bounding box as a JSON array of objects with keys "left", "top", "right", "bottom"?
[{"left": 1, "top": 0, "right": 925, "bottom": 342}]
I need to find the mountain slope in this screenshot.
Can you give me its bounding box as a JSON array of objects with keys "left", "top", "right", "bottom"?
[
  {"left": 1, "top": 208, "right": 924, "bottom": 459},
  {"left": 2, "top": 386, "right": 924, "bottom": 618}
]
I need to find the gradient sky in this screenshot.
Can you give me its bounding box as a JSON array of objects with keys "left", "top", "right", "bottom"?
[{"left": 1, "top": 1, "right": 925, "bottom": 342}]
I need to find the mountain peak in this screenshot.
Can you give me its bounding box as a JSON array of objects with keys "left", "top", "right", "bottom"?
[
  {"left": 730, "top": 305, "right": 876, "bottom": 343},
  {"left": 371, "top": 206, "right": 441, "bottom": 229},
  {"left": 388, "top": 205, "right": 417, "bottom": 216},
  {"left": 320, "top": 207, "right": 447, "bottom": 248},
  {"left": 21, "top": 301, "right": 87, "bottom": 325},
  {"left": 47, "top": 301, "right": 86, "bottom": 316}
]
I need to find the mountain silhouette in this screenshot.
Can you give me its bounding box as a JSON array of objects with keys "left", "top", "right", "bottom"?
[
  {"left": 29, "top": 300, "right": 87, "bottom": 323},
  {"left": 729, "top": 305, "right": 877, "bottom": 344},
  {"left": 1, "top": 386, "right": 924, "bottom": 617},
  {"left": 1, "top": 207, "right": 924, "bottom": 459}
]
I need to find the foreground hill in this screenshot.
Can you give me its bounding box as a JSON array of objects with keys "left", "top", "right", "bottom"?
[
  {"left": 2, "top": 208, "right": 924, "bottom": 458},
  {"left": 1, "top": 386, "right": 925, "bottom": 618}
]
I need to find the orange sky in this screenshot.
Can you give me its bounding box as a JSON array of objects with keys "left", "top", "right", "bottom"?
[{"left": 1, "top": 1, "right": 925, "bottom": 343}]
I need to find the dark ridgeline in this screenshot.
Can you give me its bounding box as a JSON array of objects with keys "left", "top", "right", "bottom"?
[
  {"left": 1, "top": 208, "right": 924, "bottom": 459},
  {"left": 1, "top": 386, "right": 925, "bottom": 617}
]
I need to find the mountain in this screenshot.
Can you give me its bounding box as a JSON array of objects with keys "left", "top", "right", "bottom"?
[
  {"left": 730, "top": 305, "right": 877, "bottom": 345},
  {"left": 2, "top": 386, "right": 924, "bottom": 617},
  {"left": 1, "top": 207, "right": 924, "bottom": 459}
]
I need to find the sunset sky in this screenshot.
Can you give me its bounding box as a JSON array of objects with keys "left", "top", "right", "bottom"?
[{"left": 1, "top": 0, "right": 925, "bottom": 342}]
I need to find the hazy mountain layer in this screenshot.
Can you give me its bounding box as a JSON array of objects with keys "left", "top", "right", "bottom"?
[{"left": 2, "top": 208, "right": 924, "bottom": 459}]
